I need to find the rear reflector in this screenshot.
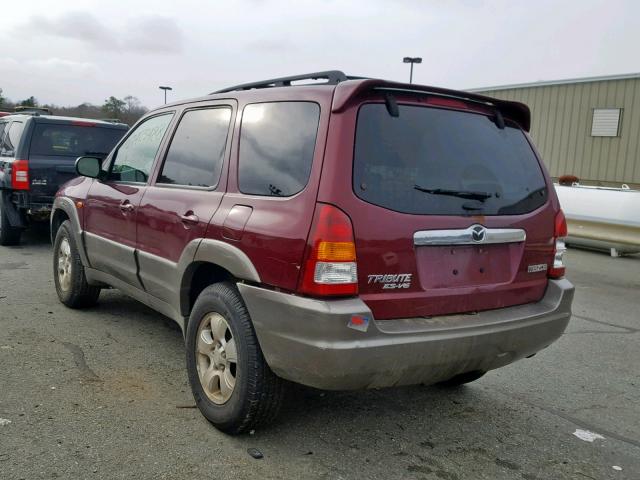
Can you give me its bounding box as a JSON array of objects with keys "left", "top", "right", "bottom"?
[
  {"left": 549, "top": 210, "right": 567, "bottom": 278},
  {"left": 11, "top": 160, "right": 29, "bottom": 190},
  {"left": 299, "top": 203, "right": 358, "bottom": 297}
]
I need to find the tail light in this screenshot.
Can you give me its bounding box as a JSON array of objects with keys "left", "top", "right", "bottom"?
[
  {"left": 11, "top": 160, "right": 29, "bottom": 190},
  {"left": 299, "top": 203, "right": 358, "bottom": 297},
  {"left": 549, "top": 210, "right": 567, "bottom": 278}
]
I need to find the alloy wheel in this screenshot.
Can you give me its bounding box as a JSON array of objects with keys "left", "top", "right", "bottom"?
[
  {"left": 195, "top": 312, "right": 237, "bottom": 404},
  {"left": 57, "top": 237, "right": 72, "bottom": 292}
]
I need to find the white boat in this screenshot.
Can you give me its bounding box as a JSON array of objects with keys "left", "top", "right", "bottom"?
[{"left": 554, "top": 183, "right": 640, "bottom": 256}]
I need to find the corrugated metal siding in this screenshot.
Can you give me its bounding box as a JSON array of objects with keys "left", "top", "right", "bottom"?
[{"left": 476, "top": 78, "right": 640, "bottom": 184}]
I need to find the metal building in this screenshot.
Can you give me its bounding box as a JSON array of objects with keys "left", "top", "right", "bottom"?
[{"left": 471, "top": 73, "right": 640, "bottom": 187}]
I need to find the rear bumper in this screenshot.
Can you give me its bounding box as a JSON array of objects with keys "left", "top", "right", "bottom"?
[
  {"left": 9, "top": 191, "right": 53, "bottom": 222},
  {"left": 238, "top": 279, "right": 574, "bottom": 390}
]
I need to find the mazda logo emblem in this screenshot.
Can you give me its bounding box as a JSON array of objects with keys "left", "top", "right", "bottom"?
[{"left": 471, "top": 225, "right": 486, "bottom": 242}]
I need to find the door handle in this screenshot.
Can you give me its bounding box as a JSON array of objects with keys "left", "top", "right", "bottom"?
[
  {"left": 119, "top": 201, "right": 134, "bottom": 213},
  {"left": 180, "top": 213, "right": 199, "bottom": 225}
]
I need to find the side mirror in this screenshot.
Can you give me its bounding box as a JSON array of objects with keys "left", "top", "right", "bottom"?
[{"left": 75, "top": 156, "right": 103, "bottom": 179}]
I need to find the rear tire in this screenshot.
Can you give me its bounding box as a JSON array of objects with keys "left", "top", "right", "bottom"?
[
  {"left": 0, "top": 196, "right": 22, "bottom": 246},
  {"left": 438, "top": 370, "right": 486, "bottom": 387},
  {"left": 53, "top": 220, "right": 101, "bottom": 308},
  {"left": 186, "top": 282, "right": 284, "bottom": 435}
]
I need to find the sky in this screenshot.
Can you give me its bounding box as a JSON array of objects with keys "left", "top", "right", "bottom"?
[{"left": 1, "top": 0, "right": 639, "bottom": 110}]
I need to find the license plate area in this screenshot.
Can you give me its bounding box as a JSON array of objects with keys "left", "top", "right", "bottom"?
[{"left": 415, "top": 243, "right": 523, "bottom": 289}]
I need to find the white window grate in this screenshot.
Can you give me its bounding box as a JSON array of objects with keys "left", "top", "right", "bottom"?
[{"left": 591, "top": 108, "right": 622, "bottom": 137}]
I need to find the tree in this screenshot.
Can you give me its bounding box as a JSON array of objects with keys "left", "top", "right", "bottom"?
[
  {"left": 102, "top": 96, "right": 126, "bottom": 119},
  {"left": 123, "top": 95, "right": 140, "bottom": 112},
  {"left": 122, "top": 95, "right": 148, "bottom": 125},
  {"left": 0, "top": 88, "right": 5, "bottom": 108},
  {"left": 19, "top": 96, "right": 38, "bottom": 107}
]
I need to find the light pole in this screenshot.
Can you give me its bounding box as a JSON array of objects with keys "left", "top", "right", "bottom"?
[
  {"left": 403, "top": 57, "right": 422, "bottom": 84},
  {"left": 159, "top": 86, "right": 172, "bottom": 104}
]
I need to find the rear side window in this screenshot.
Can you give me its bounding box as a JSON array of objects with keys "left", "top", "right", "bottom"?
[
  {"left": 353, "top": 104, "right": 548, "bottom": 216},
  {"left": 158, "top": 107, "right": 232, "bottom": 188},
  {"left": 30, "top": 124, "right": 126, "bottom": 158},
  {"left": 1, "top": 121, "right": 24, "bottom": 156},
  {"left": 109, "top": 113, "right": 173, "bottom": 183},
  {"left": 239, "top": 102, "right": 320, "bottom": 196}
]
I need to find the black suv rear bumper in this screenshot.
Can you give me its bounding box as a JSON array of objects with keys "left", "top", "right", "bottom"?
[{"left": 3, "top": 190, "right": 53, "bottom": 225}]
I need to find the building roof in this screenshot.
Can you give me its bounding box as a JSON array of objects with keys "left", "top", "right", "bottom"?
[{"left": 469, "top": 72, "right": 640, "bottom": 92}]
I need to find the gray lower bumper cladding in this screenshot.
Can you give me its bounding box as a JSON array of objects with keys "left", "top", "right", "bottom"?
[{"left": 238, "top": 279, "right": 574, "bottom": 390}]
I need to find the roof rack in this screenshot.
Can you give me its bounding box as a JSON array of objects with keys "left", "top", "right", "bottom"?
[{"left": 213, "top": 70, "right": 362, "bottom": 94}]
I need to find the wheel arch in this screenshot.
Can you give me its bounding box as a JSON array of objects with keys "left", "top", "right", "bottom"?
[
  {"left": 50, "top": 208, "right": 70, "bottom": 242},
  {"left": 50, "top": 197, "right": 90, "bottom": 267},
  {"left": 178, "top": 238, "right": 262, "bottom": 320},
  {"left": 180, "top": 261, "right": 235, "bottom": 319}
]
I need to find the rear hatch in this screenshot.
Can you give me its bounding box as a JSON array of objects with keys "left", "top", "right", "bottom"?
[
  {"left": 27, "top": 120, "right": 127, "bottom": 203},
  {"left": 321, "top": 95, "right": 557, "bottom": 320}
]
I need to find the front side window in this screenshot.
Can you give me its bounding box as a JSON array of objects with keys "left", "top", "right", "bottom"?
[
  {"left": 108, "top": 113, "right": 173, "bottom": 183},
  {"left": 238, "top": 102, "right": 320, "bottom": 196},
  {"left": 157, "top": 107, "right": 232, "bottom": 188},
  {"left": 353, "top": 104, "right": 548, "bottom": 216}
]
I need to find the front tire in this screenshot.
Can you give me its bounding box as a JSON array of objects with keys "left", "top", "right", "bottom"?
[
  {"left": 53, "top": 220, "right": 101, "bottom": 308},
  {"left": 0, "top": 196, "right": 22, "bottom": 246},
  {"left": 186, "top": 282, "right": 284, "bottom": 435}
]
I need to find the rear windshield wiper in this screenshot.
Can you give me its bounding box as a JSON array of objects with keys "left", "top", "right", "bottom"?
[{"left": 414, "top": 185, "right": 493, "bottom": 201}]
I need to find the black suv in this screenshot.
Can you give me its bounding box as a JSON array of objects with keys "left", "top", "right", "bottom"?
[{"left": 0, "top": 114, "right": 128, "bottom": 244}]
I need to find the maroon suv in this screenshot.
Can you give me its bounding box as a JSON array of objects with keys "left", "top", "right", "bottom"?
[{"left": 51, "top": 71, "right": 574, "bottom": 434}]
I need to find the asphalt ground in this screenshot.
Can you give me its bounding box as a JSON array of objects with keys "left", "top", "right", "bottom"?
[{"left": 1, "top": 227, "right": 638, "bottom": 480}]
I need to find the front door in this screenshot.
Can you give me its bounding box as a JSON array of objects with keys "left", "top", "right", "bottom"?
[
  {"left": 84, "top": 113, "right": 174, "bottom": 288},
  {"left": 136, "top": 104, "right": 234, "bottom": 303}
]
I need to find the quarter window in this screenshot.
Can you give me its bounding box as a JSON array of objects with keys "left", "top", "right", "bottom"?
[
  {"left": 0, "top": 121, "right": 8, "bottom": 154},
  {"left": 1, "top": 121, "right": 24, "bottom": 156},
  {"left": 109, "top": 113, "right": 173, "bottom": 183},
  {"left": 157, "top": 107, "right": 232, "bottom": 188},
  {"left": 238, "top": 102, "right": 320, "bottom": 196}
]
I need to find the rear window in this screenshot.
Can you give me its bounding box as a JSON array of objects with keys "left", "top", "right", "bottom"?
[
  {"left": 353, "top": 104, "right": 548, "bottom": 216},
  {"left": 30, "top": 123, "right": 126, "bottom": 158}
]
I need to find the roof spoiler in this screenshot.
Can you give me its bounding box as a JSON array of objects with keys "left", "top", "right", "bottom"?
[{"left": 331, "top": 79, "right": 531, "bottom": 132}]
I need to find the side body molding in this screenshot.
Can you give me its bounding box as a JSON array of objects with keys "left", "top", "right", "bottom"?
[{"left": 51, "top": 197, "right": 90, "bottom": 267}]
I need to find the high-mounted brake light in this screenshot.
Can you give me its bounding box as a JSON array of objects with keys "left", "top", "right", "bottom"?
[
  {"left": 299, "top": 203, "right": 358, "bottom": 297},
  {"left": 425, "top": 97, "right": 470, "bottom": 110},
  {"left": 71, "top": 121, "right": 96, "bottom": 127},
  {"left": 11, "top": 160, "right": 30, "bottom": 190},
  {"left": 549, "top": 210, "right": 567, "bottom": 279}
]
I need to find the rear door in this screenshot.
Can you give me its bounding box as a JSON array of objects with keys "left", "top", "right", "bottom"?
[
  {"left": 27, "top": 120, "right": 127, "bottom": 204},
  {"left": 84, "top": 113, "right": 174, "bottom": 288},
  {"left": 210, "top": 100, "right": 326, "bottom": 292},
  {"left": 136, "top": 103, "right": 235, "bottom": 302},
  {"left": 320, "top": 98, "right": 558, "bottom": 320}
]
